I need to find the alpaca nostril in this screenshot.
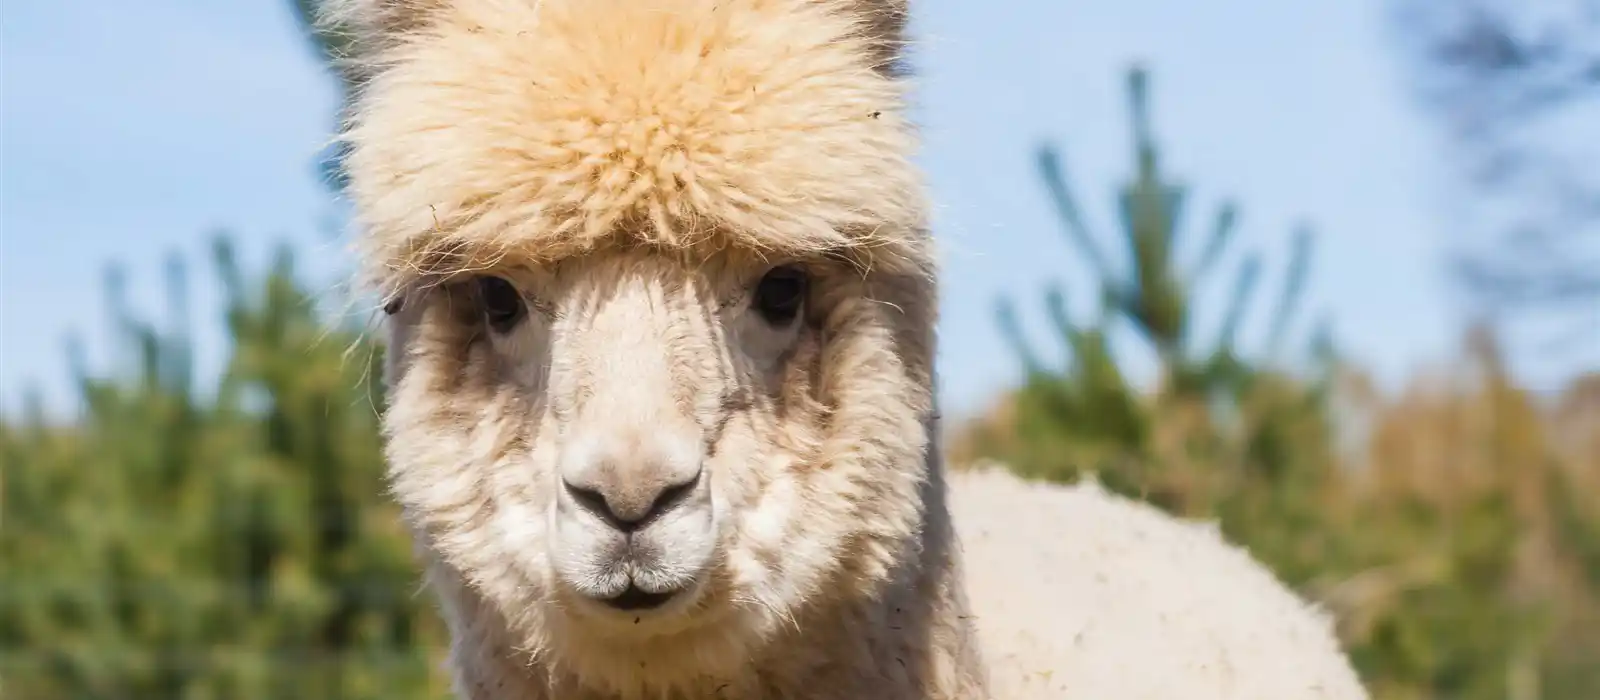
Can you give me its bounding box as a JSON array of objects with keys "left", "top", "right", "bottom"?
[
  {"left": 648, "top": 470, "right": 700, "bottom": 519},
  {"left": 562, "top": 480, "right": 614, "bottom": 523},
  {"left": 562, "top": 466, "right": 701, "bottom": 532}
]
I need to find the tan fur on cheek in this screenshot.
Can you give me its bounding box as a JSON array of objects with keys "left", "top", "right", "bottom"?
[{"left": 379, "top": 289, "right": 551, "bottom": 602}]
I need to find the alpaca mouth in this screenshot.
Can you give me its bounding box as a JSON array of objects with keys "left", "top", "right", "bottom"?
[{"left": 602, "top": 584, "right": 679, "bottom": 611}]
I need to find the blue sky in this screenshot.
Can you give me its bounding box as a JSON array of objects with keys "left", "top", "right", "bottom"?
[{"left": 0, "top": 0, "right": 1583, "bottom": 420}]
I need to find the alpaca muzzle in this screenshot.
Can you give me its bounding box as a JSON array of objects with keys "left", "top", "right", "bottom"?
[{"left": 549, "top": 425, "right": 718, "bottom": 617}]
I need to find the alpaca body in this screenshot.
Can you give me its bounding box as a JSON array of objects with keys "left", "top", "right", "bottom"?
[{"left": 952, "top": 466, "right": 1368, "bottom": 700}]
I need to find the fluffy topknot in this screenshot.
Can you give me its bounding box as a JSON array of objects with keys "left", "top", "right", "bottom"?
[{"left": 320, "top": 0, "right": 928, "bottom": 297}]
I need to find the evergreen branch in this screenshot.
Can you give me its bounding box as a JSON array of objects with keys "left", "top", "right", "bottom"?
[
  {"left": 1036, "top": 145, "right": 1117, "bottom": 283},
  {"left": 1217, "top": 254, "right": 1262, "bottom": 357},
  {"left": 1264, "top": 224, "right": 1315, "bottom": 361},
  {"left": 1189, "top": 202, "right": 1239, "bottom": 286},
  {"left": 1044, "top": 283, "right": 1079, "bottom": 370},
  {"left": 995, "top": 296, "right": 1044, "bottom": 377}
]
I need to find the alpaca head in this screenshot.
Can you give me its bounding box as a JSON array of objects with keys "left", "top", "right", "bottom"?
[{"left": 328, "top": 0, "right": 936, "bottom": 691}]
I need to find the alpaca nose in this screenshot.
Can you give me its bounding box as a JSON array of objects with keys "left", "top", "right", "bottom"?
[
  {"left": 558, "top": 429, "right": 705, "bottom": 532},
  {"left": 562, "top": 466, "right": 701, "bottom": 532}
]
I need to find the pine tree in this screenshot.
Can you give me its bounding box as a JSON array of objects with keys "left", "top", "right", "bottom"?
[
  {"left": 0, "top": 235, "right": 449, "bottom": 700},
  {"left": 980, "top": 65, "right": 1337, "bottom": 510}
]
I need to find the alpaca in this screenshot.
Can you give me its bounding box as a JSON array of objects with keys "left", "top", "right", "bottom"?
[
  {"left": 335, "top": 0, "right": 979, "bottom": 697},
  {"left": 325, "top": 0, "right": 1368, "bottom": 698}
]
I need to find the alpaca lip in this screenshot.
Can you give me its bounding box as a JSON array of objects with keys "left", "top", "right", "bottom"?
[{"left": 601, "top": 584, "right": 678, "bottom": 611}]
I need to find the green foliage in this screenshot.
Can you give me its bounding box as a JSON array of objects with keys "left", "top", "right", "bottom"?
[
  {"left": 987, "top": 65, "right": 1336, "bottom": 506},
  {"left": 0, "top": 237, "right": 450, "bottom": 700},
  {"left": 964, "top": 66, "right": 1600, "bottom": 700}
]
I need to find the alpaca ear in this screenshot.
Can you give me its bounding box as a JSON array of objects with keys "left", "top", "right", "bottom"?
[
  {"left": 842, "top": 0, "right": 912, "bottom": 75},
  {"left": 311, "top": 0, "right": 453, "bottom": 90},
  {"left": 315, "top": 0, "right": 447, "bottom": 52}
]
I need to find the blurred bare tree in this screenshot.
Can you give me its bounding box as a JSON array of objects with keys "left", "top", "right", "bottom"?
[{"left": 1388, "top": 0, "right": 1600, "bottom": 331}]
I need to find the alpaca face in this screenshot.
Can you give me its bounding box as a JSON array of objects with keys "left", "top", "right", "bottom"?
[
  {"left": 382, "top": 244, "right": 934, "bottom": 670},
  {"left": 344, "top": 0, "right": 936, "bottom": 687},
  {"left": 477, "top": 249, "right": 820, "bottom": 623}
]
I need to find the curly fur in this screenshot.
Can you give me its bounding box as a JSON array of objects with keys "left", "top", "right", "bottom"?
[
  {"left": 325, "top": 0, "right": 926, "bottom": 300},
  {"left": 328, "top": 1, "right": 1370, "bottom": 698},
  {"left": 950, "top": 465, "right": 1369, "bottom": 700}
]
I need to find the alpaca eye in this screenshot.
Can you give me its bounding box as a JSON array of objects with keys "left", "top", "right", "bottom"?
[
  {"left": 751, "top": 265, "right": 808, "bottom": 326},
  {"left": 477, "top": 276, "right": 525, "bottom": 332}
]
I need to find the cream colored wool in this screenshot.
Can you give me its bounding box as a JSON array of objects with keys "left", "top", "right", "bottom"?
[
  {"left": 325, "top": 0, "right": 925, "bottom": 299},
  {"left": 949, "top": 465, "right": 1368, "bottom": 700},
  {"left": 326, "top": 0, "right": 1370, "bottom": 698}
]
